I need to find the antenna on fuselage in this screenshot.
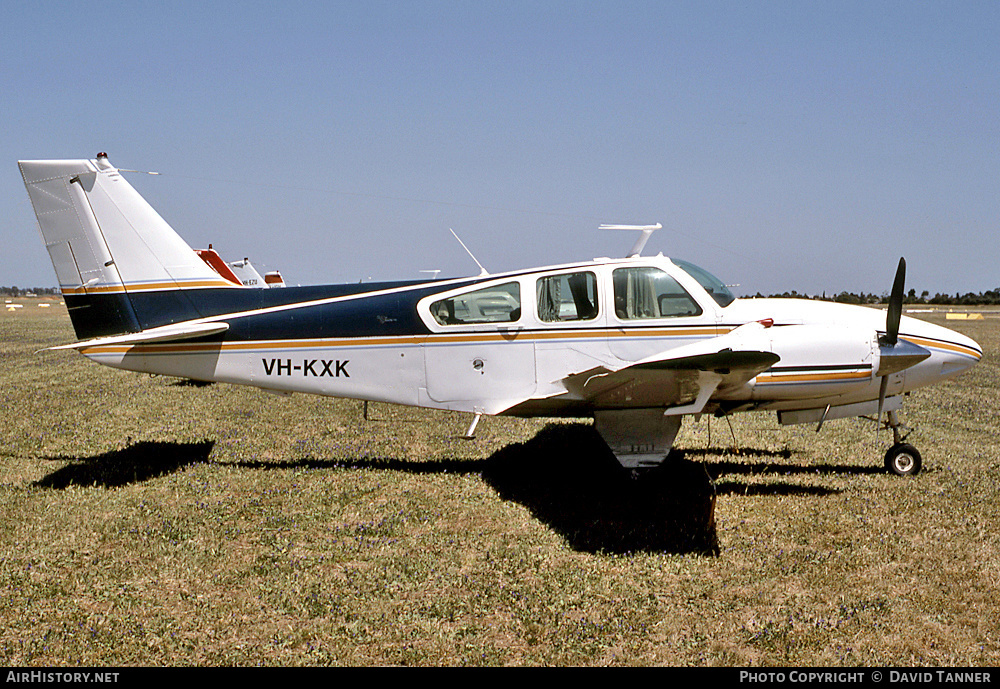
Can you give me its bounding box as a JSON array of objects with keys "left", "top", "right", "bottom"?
[
  {"left": 449, "top": 228, "right": 489, "bottom": 276},
  {"left": 599, "top": 223, "right": 662, "bottom": 258}
]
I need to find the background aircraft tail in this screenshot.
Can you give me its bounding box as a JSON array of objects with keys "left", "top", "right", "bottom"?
[{"left": 18, "top": 154, "right": 238, "bottom": 340}]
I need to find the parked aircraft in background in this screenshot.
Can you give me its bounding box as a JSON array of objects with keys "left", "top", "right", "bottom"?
[
  {"left": 194, "top": 245, "right": 285, "bottom": 288},
  {"left": 19, "top": 154, "right": 981, "bottom": 475}
]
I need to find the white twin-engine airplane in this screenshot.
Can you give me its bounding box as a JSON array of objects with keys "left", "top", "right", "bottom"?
[{"left": 19, "top": 154, "right": 982, "bottom": 476}]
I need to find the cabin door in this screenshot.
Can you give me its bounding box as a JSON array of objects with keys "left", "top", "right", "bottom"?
[{"left": 423, "top": 328, "right": 537, "bottom": 413}]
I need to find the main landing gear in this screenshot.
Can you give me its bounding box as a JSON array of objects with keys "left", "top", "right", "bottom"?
[{"left": 883, "top": 410, "right": 922, "bottom": 476}]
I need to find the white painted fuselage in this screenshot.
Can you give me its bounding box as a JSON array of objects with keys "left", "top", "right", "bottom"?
[{"left": 76, "top": 256, "right": 981, "bottom": 421}]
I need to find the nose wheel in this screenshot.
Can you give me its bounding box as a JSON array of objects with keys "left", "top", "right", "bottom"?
[
  {"left": 885, "top": 442, "right": 922, "bottom": 476},
  {"left": 883, "top": 410, "right": 922, "bottom": 476}
]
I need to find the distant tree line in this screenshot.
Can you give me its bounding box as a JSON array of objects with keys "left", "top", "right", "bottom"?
[
  {"left": 0, "top": 286, "right": 61, "bottom": 297},
  {"left": 753, "top": 288, "right": 1000, "bottom": 306}
]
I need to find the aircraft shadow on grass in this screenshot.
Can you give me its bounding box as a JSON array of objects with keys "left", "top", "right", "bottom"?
[
  {"left": 477, "top": 423, "right": 722, "bottom": 556},
  {"left": 695, "top": 450, "right": 886, "bottom": 497},
  {"left": 35, "top": 440, "right": 215, "bottom": 489},
  {"left": 30, "top": 426, "right": 853, "bottom": 556},
  {"left": 225, "top": 424, "right": 721, "bottom": 556},
  {"left": 255, "top": 423, "right": 850, "bottom": 557}
]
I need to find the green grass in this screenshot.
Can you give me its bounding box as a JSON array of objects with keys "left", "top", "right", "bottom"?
[{"left": 1, "top": 299, "right": 997, "bottom": 665}]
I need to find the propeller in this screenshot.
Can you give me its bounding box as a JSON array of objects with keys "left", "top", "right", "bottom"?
[
  {"left": 883, "top": 257, "right": 906, "bottom": 348},
  {"left": 875, "top": 257, "right": 931, "bottom": 422}
]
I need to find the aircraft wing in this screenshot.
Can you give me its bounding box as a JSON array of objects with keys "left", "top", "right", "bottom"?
[{"left": 560, "top": 323, "right": 779, "bottom": 414}]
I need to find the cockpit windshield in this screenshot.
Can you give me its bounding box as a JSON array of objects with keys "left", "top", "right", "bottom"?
[{"left": 672, "top": 259, "right": 736, "bottom": 308}]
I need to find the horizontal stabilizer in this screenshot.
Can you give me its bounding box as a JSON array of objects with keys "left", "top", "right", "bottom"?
[{"left": 47, "top": 321, "right": 229, "bottom": 351}]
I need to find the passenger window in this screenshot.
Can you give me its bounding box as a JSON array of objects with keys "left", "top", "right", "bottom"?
[
  {"left": 537, "top": 272, "right": 599, "bottom": 322},
  {"left": 612, "top": 267, "right": 702, "bottom": 319},
  {"left": 430, "top": 282, "right": 521, "bottom": 325}
]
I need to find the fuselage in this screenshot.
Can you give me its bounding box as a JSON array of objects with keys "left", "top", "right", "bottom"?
[{"left": 75, "top": 254, "right": 982, "bottom": 418}]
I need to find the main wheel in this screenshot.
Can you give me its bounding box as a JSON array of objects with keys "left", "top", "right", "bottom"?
[{"left": 885, "top": 443, "right": 922, "bottom": 476}]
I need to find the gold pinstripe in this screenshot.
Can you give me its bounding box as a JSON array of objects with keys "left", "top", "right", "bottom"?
[
  {"left": 756, "top": 370, "right": 872, "bottom": 384},
  {"left": 76, "top": 326, "right": 723, "bottom": 355},
  {"left": 61, "top": 279, "right": 241, "bottom": 294},
  {"left": 901, "top": 335, "right": 982, "bottom": 361}
]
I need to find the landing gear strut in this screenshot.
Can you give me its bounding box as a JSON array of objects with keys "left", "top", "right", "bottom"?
[{"left": 883, "top": 410, "right": 922, "bottom": 476}]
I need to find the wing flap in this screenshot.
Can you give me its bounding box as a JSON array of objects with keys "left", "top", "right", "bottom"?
[{"left": 561, "top": 324, "right": 780, "bottom": 413}]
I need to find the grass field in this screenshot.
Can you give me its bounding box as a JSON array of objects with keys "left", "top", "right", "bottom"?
[{"left": 1, "top": 298, "right": 997, "bottom": 666}]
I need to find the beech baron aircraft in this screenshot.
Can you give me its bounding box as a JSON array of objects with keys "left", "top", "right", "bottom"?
[{"left": 19, "top": 154, "right": 982, "bottom": 475}]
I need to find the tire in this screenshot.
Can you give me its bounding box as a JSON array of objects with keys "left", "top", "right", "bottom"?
[{"left": 885, "top": 443, "right": 922, "bottom": 476}]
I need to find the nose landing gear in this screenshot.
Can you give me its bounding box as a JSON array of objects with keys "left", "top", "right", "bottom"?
[{"left": 883, "top": 410, "right": 922, "bottom": 476}]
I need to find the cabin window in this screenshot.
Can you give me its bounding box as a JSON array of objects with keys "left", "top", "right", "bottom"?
[
  {"left": 536, "top": 271, "right": 599, "bottom": 322},
  {"left": 672, "top": 259, "right": 736, "bottom": 308},
  {"left": 430, "top": 282, "right": 521, "bottom": 325},
  {"left": 612, "top": 267, "right": 702, "bottom": 319}
]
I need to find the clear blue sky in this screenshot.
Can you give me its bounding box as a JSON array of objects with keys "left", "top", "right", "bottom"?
[{"left": 3, "top": 1, "right": 997, "bottom": 297}]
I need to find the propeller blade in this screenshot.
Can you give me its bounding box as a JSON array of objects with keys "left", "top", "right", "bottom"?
[
  {"left": 883, "top": 257, "right": 906, "bottom": 346},
  {"left": 877, "top": 375, "right": 889, "bottom": 422}
]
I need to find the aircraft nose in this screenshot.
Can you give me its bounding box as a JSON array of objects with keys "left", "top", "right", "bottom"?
[
  {"left": 939, "top": 328, "right": 983, "bottom": 378},
  {"left": 902, "top": 318, "right": 983, "bottom": 381}
]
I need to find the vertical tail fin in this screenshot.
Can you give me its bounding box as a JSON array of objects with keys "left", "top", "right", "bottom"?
[{"left": 18, "top": 154, "right": 237, "bottom": 339}]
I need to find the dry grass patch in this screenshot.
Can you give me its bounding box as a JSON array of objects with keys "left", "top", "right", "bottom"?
[{"left": 0, "top": 300, "right": 997, "bottom": 665}]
